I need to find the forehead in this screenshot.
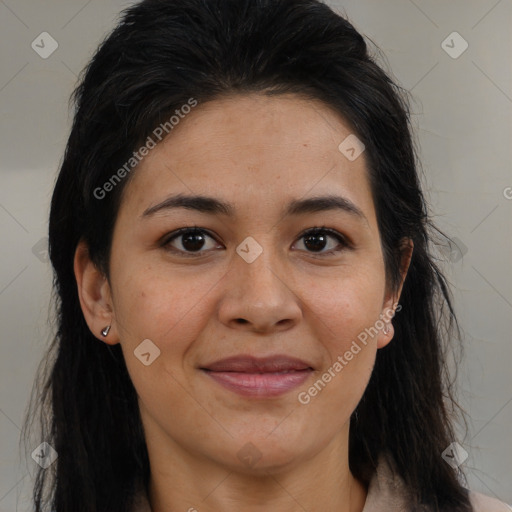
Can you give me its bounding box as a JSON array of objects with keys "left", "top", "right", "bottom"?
[{"left": 118, "top": 93, "right": 376, "bottom": 225}]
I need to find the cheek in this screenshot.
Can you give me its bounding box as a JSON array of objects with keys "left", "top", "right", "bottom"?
[
  {"left": 112, "top": 266, "right": 218, "bottom": 423},
  {"left": 111, "top": 262, "right": 221, "bottom": 359},
  {"left": 297, "top": 268, "right": 384, "bottom": 407},
  {"left": 303, "top": 268, "right": 386, "bottom": 354},
  {"left": 296, "top": 277, "right": 381, "bottom": 422}
]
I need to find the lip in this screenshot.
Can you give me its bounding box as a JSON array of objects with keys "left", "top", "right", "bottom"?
[{"left": 200, "top": 355, "right": 314, "bottom": 398}]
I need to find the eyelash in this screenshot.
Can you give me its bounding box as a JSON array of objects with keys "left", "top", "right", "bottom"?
[{"left": 160, "top": 226, "right": 352, "bottom": 258}]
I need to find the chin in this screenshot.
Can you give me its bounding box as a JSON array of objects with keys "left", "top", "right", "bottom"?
[{"left": 213, "top": 432, "right": 317, "bottom": 476}]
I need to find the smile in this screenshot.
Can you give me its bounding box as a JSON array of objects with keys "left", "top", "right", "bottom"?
[{"left": 200, "top": 355, "right": 315, "bottom": 398}]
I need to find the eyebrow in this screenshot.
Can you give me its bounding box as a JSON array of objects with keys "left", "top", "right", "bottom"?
[{"left": 141, "top": 193, "right": 368, "bottom": 224}]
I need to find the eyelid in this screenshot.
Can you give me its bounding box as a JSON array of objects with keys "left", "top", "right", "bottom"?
[
  {"left": 292, "top": 227, "right": 353, "bottom": 257},
  {"left": 295, "top": 226, "right": 352, "bottom": 248},
  {"left": 159, "top": 227, "right": 221, "bottom": 257}
]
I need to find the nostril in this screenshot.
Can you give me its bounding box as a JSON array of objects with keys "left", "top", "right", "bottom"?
[{"left": 235, "top": 318, "right": 249, "bottom": 324}]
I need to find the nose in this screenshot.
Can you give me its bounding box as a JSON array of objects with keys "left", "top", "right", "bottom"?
[{"left": 216, "top": 246, "right": 303, "bottom": 334}]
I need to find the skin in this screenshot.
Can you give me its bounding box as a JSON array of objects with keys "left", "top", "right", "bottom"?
[{"left": 75, "top": 93, "right": 413, "bottom": 512}]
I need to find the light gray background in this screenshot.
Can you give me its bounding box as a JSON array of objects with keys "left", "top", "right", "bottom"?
[{"left": 1, "top": 0, "right": 511, "bottom": 510}]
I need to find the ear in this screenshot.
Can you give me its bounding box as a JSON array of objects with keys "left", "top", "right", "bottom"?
[
  {"left": 377, "top": 237, "right": 414, "bottom": 349},
  {"left": 74, "top": 239, "right": 119, "bottom": 345}
]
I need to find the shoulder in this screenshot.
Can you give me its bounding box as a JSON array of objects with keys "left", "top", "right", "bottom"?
[
  {"left": 468, "top": 490, "right": 512, "bottom": 512},
  {"left": 363, "top": 453, "right": 512, "bottom": 512}
]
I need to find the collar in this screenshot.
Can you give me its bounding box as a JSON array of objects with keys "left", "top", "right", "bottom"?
[{"left": 131, "top": 453, "right": 412, "bottom": 512}]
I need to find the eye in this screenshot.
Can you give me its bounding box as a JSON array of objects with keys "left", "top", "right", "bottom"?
[
  {"left": 161, "top": 227, "right": 221, "bottom": 257},
  {"left": 161, "top": 226, "right": 351, "bottom": 258},
  {"left": 293, "top": 227, "right": 351, "bottom": 255}
]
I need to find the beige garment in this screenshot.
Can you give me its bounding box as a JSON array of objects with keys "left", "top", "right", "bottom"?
[
  {"left": 361, "top": 456, "right": 511, "bottom": 512},
  {"left": 131, "top": 456, "right": 512, "bottom": 512}
]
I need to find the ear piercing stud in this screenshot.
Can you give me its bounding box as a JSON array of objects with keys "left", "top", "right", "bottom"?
[{"left": 383, "top": 323, "right": 390, "bottom": 335}]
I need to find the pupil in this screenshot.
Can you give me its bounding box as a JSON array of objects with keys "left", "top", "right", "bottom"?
[
  {"left": 182, "top": 233, "right": 205, "bottom": 251},
  {"left": 304, "top": 233, "right": 326, "bottom": 252}
]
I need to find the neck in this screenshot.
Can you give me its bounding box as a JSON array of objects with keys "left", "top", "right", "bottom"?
[{"left": 145, "top": 421, "right": 367, "bottom": 512}]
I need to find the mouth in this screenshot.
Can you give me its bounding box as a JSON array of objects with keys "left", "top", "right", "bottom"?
[{"left": 199, "top": 355, "right": 314, "bottom": 398}]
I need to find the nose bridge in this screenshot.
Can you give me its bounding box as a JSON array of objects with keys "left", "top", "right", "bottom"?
[
  {"left": 235, "top": 236, "right": 290, "bottom": 304},
  {"left": 218, "top": 235, "right": 301, "bottom": 331}
]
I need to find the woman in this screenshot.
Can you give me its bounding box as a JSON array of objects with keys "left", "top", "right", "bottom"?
[{"left": 23, "top": 0, "right": 511, "bottom": 511}]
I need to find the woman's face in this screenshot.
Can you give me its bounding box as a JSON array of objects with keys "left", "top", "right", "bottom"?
[{"left": 80, "top": 93, "right": 410, "bottom": 473}]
